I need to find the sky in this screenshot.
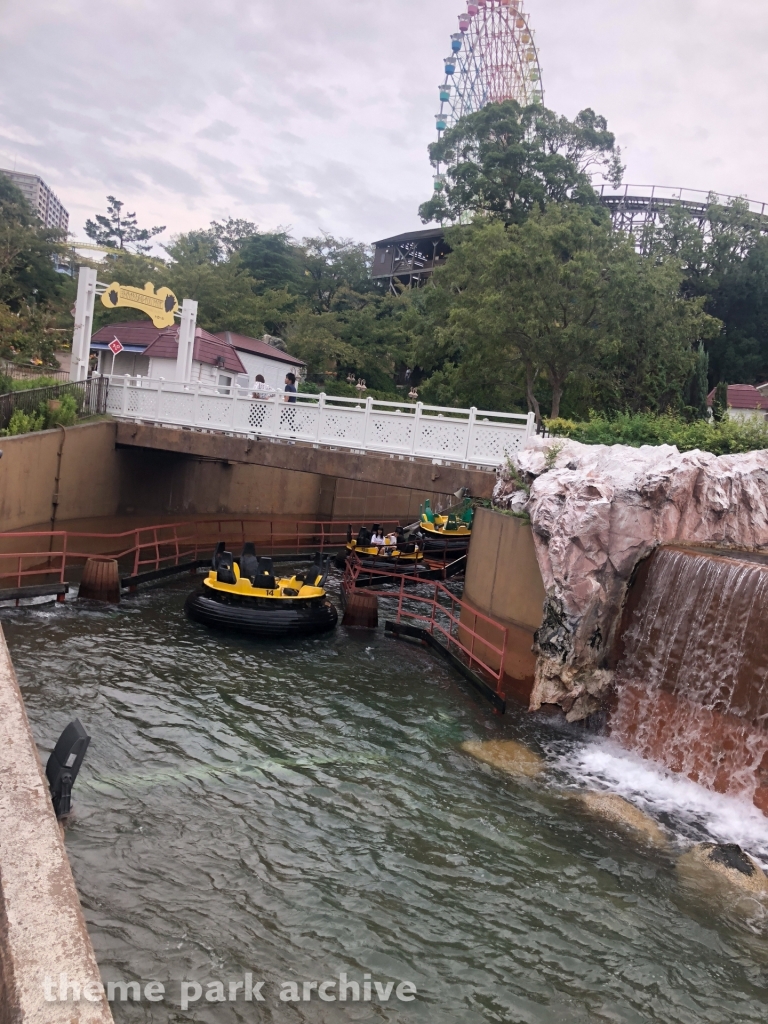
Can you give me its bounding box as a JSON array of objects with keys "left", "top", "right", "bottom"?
[{"left": 1, "top": 0, "right": 767, "bottom": 250}]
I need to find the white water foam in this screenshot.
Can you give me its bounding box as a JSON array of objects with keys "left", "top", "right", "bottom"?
[{"left": 548, "top": 735, "right": 768, "bottom": 868}]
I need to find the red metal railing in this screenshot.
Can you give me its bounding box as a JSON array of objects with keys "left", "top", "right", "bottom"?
[
  {"left": 0, "top": 518, "right": 405, "bottom": 590},
  {"left": 342, "top": 555, "right": 507, "bottom": 703}
]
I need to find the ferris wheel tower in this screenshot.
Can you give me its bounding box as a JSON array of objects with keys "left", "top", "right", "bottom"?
[{"left": 435, "top": 1, "right": 544, "bottom": 139}]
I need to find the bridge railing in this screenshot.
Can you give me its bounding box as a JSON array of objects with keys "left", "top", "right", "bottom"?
[{"left": 104, "top": 376, "right": 535, "bottom": 467}]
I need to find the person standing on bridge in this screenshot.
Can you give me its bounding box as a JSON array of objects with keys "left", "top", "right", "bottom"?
[{"left": 283, "top": 372, "right": 297, "bottom": 403}]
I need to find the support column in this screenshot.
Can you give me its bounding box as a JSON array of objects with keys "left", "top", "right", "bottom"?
[
  {"left": 70, "top": 267, "right": 97, "bottom": 382},
  {"left": 175, "top": 298, "right": 198, "bottom": 383}
]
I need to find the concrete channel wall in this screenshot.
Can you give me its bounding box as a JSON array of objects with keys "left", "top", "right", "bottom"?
[
  {"left": 0, "top": 627, "right": 113, "bottom": 1022},
  {"left": 461, "top": 508, "right": 546, "bottom": 704},
  {"left": 0, "top": 421, "right": 455, "bottom": 533}
]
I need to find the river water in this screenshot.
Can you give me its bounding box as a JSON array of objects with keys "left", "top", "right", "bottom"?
[{"left": 3, "top": 576, "right": 768, "bottom": 1023}]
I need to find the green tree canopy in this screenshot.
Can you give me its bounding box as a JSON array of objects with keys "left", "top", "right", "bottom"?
[
  {"left": 417, "top": 207, "right": 718, "bottom": 419},
  {"left": 419, "top": 102, "right": 624, "bottom": 226}
]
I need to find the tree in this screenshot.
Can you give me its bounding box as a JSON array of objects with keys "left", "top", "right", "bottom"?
[
  {"left": 85, "top": 196, "right": 165, "bottom": 253},
  {"left": 417, "top": 207, "right": 719, "bottom": 420},
  {"left": 300, "top": 234, "right": 372, "bottom": 311},
  {"left": 419, "top": 102, "right": 624, "bottom": 225},
  {"left": 650, "top": 198, "right": 768, "bottom": 386},
  {"left": 238, "top": 230, "right": 305, "bottom": 293}
]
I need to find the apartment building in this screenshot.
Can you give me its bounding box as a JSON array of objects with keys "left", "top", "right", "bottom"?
[{"left": 0, "top": 168, "right": 69, "bottom": 232}]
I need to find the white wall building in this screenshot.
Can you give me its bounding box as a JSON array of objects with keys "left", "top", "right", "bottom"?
[
  {"left": 90, "top": 322, "right": 305, "bottom": 392},
  {"left": 215, "top": 333, "right": 306, "bottom": 391}
]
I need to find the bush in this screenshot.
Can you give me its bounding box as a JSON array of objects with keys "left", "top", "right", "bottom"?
[
  {"left": 547, "top": 412, "right": 768, "bottom": 456},
  {"left": 11, "top": 376, "right": 63, "bottom": 391},
  {"left": 0, "top": 374, "right": 12, "bottom": 395},
  {"left": 6, "top": 406, "right": 45, "bottom": 435},
  {"left": 2, "top": 393, "right": 81, "bottom": 436}
]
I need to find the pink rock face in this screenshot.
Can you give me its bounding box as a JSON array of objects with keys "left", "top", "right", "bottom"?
[{"left": 493, "top": 439, "right": 768, "bottom": 720}]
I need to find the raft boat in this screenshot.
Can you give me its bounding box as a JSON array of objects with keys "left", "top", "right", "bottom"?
[
  {"left": 415, "top": 500, "right": 473, "bottom": 556},
  {"left": 335, "top": 525, "right": 425, "bottom": 573},
  {"left": 185, "top": 544, "right": 338, "bottom": 637}
]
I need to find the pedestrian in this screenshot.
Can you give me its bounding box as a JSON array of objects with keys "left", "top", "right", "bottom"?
[
  {"left": 252, "top": 374, "right": 273, "bottom": 400},
  {"left": 284, "top": 372, "right": 297, "bottom": 403}
]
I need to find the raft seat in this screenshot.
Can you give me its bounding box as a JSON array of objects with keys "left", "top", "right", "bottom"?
[
  {"left": 255, "top": 575, "right": 277, "bottom": 590},
  {"left": 240, "top": 542, "right": 260, "bottom": 579},
  {"left": 212, "top": 541, "right": 226, "bottom": 570},
  {"left": 216, "top": 552, "right": 237, "bottom": 585}
]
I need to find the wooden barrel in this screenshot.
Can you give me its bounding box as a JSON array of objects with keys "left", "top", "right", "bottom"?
[
  {"left": 78, "top": 558, "right": 121, "bottom": 604},
  {"left": 342, "top": 591, "right": 378, "bottom": 628}
]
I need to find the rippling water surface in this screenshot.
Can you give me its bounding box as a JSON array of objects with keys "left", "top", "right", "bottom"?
[{"left": 4, "top": 577, "right": 768, "bottom": 1023}]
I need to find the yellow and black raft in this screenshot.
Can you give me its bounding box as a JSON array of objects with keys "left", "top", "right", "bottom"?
[
  {"left": 335, "top": 525, "right": 425, "bottom": 573},
  {"left": 185, "top": 544, "right": 338, "bottom": 637},
  {"left": 415, "top": 500, "right": 473, "bottom": 556}
]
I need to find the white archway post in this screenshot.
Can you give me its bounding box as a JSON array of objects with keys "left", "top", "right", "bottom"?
[
  {"left": 175, "top": 298, "right": 198, "bottom": 383},
  {"left": 70, "top": 266, "right": 97, "bottom": 381}
]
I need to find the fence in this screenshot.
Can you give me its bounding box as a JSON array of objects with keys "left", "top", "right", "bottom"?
[
  {"left": 0, "top": 376, "right": 109, "bottom": 430},
  {"left": 0, "top": 363, "right": 70, "bottom": 383},
  {"left": 0, "top": 518, "right": 405, "bottom": 591},
  {"left": 105, "top": 376, "right": 535, "bottom": 468},
  {"left": 342, "top": 554, "right": 508, "bottom": 711}
]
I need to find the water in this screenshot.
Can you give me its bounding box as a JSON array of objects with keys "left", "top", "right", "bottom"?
[
  {"left": 611, "top": 548, "right": 768, "bottom": 810},
  {"left": 3, "top": 577, "right": 768, "bottom": 1023}
]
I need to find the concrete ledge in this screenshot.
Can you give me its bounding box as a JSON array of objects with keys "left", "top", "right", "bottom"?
[
  {"left": 0, "top": 626, "right": 113, "bottom": 1022},
  {"left": 114, "top": 421, "right": 498, "bottom": 498}
]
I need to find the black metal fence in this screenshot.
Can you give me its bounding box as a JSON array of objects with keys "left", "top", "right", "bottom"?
[
  {"left": 1, "top": 362, "right": 70, "bottom": 383},
  {"left": 0, "top": 376, "right": 109, "bottom": 431}
]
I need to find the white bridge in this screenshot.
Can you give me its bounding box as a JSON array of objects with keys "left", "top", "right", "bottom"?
[{"left": 105, "top": 376, "right": 535, "bottom": 468}]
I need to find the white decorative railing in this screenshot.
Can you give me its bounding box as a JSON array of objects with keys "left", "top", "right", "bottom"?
[{"left": 105, "top": 376, "right": 536, "bottom": 467}]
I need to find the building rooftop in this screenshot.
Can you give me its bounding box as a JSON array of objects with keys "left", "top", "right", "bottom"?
[
  {"left": 215, "top": 332, "right": 306, "bottom": 367},
  {"left": 706, "top": 383, "right": 768, "bottom": 411},
  {"left": 143, "top": 327, "right": 246, "bottom": 374},
  {"left": 372, "top": 227, "right": 446, "bottom": 247}
]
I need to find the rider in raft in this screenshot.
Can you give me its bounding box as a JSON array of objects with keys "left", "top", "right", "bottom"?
[{"left": 185, "top": 544, "right": 338, "bottom": 637}]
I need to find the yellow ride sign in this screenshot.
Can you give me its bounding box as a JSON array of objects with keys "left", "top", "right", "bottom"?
[{"left": 100, "top": 281, "right": 179, "bottom": 328}]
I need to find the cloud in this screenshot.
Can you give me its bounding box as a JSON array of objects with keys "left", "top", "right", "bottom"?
[{"left": 0, "top": 0, "right": 766, "bottom": 249}]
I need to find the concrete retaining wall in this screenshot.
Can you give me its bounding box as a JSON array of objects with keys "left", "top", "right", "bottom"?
[
  {"left": 461, "top": 508, "right": 546, "bottom": 704},
  {"left": 0, "top": 421, "right": 454, "bottom": 532},
  {"left": 0, "top": 626, "right": 113, "bottom": 1022}
]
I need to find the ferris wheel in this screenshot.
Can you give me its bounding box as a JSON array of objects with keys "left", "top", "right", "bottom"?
[{"left": 435, "top": 1, "right": 544, "bottom": 139}]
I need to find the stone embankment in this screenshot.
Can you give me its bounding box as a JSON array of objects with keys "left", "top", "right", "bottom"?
[
  {"left": 0, "top": 626, "right": 113, "bottom": 1022},
  {"left": 493, "top": 439, "right": 768, "bottom": 721}
]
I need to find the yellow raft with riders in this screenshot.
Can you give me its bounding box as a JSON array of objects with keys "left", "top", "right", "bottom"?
[
  {"left": 185, "top": 543, "right": 338, "bottom": 637},
  {"left": 335, "top": 524, "right": 426, "bottom": 575},
  {"left": 415, "top": 499, "right": 473, "bottom": 556}
]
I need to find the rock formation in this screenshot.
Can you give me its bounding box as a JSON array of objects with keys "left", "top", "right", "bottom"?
[
  {"left": 677, "top": 843, "right": 768, "bottom": 894},
  {"left": 461, "top": 739, "right": 544, "bottom": 778},
  {"left": 571, "top": 792, "right": 668, "bottom": 848},
  {"left": 493, "top": 439, "right": 768, "bottom": 721}
]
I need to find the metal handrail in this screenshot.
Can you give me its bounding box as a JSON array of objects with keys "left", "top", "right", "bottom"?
[{"left": 342, "top": 555, "right": 507, "bottom": 695}]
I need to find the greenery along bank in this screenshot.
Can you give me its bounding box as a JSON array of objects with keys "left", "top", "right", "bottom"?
[{"left": 4, "top": 99, "right": 768, "bottom": 423}]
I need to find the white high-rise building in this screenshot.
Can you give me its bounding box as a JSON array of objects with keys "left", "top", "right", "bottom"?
[{"left": 0, "top": 169, "right": 69, "bottom": 232}]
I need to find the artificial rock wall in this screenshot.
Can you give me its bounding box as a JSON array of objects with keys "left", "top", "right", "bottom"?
[{"left": 494, "top": 438, "right": 768, "bottom": 721}]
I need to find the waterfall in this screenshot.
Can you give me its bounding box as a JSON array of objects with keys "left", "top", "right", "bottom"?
[{"left": 611, "top": 547, "right": 768, "bottom": 813}]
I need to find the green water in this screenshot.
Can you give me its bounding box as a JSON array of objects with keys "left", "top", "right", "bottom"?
[{"left": 3, "top": 577, "right": 768, "bottom": 1023}]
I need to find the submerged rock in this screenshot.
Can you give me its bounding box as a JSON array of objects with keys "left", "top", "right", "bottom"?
[
  {"left": 461, "top": 739, "right": 544, "bottom": 779},
  {"left": 493, "top": 439, "right": 768, "bottom": 721},
  {"left": 677, "top": 843, "right": 768, "bottom": 894},
  {"left": 572, "top": 791, "right": 668, "bottom": 847}
]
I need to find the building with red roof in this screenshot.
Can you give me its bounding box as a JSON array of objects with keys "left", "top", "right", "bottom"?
[
  {"left": 91, "top": 321, "right": 303, "bottom": 391},
  {"left": 214, "top": 332, "right": 306, "bottom": 390},
  {"left": 706, "top": 384, "right": 768, "bottom": 422}
]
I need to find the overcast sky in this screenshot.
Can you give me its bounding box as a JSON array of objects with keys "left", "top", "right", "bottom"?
[{"left": 1, "top": 0, "right": 766, "bottom": 250}]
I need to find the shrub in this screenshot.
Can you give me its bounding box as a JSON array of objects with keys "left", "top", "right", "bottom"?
[
  {"left": 547, "top": 412, "right": 768, "bottom": 456},
  {"left": 6, "top": 406, "right": 45, "bottom": 435}
]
